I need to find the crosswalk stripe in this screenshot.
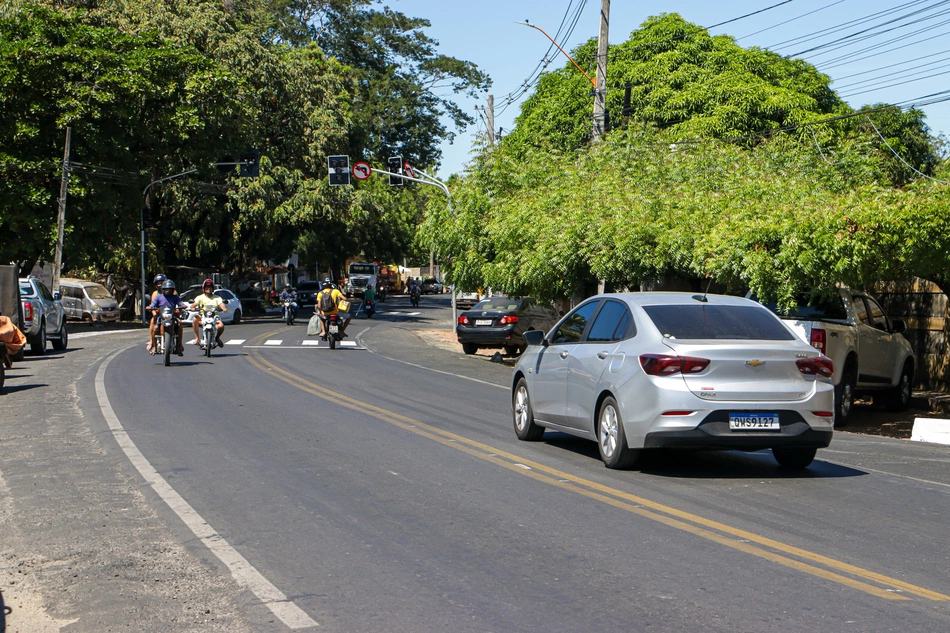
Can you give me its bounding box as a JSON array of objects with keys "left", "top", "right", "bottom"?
[
  {"left": 301, "top": 340, "right": 321, "bottom": 346},
  {"left": 228, "top": 339, "right": 246, "bottom": 346},
  {"left": 264, "top": 340, "right": 282, "bottom": 346},
  {"left": 406, "top": 312, "right": 421, "bottom": 316}
]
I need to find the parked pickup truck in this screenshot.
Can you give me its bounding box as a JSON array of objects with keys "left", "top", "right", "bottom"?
[
  {"left": 19, "top": 276, "right": 68, "bottom": 355},
  {"left": 756, "top": 288, "right": 915, "bottom": 426}
]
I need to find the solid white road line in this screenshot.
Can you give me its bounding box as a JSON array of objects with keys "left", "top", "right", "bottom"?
[{"left": 95, "top": 350, "right": 319, "bottom": 629}]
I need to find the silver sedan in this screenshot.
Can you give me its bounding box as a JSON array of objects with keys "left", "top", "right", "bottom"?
[{"left": 511, "top": 293, "right": 835, "bottom": 470}]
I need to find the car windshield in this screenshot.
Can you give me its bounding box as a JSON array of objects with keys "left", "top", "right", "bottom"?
[
  {"left": 642, "top": 304, "right": 796, "bottom": 340},
  {"left": 757, "top": 293, "right": 849, "bottom": 324},
  {"left": 84, "top": 284, "right": 112, "bottom": 300},
  {"left": 349, "top": 264, "right": 375, "bottom": 274},
  {"left": 473, "top": 299, "right": 522, "bottom": 311}
]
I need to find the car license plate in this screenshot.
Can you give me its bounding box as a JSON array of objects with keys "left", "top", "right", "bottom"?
[
  {"left": 475, "top": 319, "right": 493, "bottom": 326},
  {"left": 729, "top": 413, "right": 779, "bottom": 430}
]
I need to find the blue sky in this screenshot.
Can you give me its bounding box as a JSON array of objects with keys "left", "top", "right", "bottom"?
[{"left": 390, "top": 0, "right": 950, "bottom": 178}]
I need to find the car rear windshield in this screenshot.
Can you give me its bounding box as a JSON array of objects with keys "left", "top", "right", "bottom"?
[
  {"left": 642, "top": 304, "right": 796, "bottom": 340},
  {"left": 19, "top": 282, "right": 32, "bottom": 295},
  {"left": 757, "top": 293, "right": 848, "bottom": 323},
  {"left": 473, "top": 299, "right": 522, "bottom": 311}
]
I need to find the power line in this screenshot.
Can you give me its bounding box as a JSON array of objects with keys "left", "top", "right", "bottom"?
[{"left": 735, "top": 0, "right": 850, "bottom": 41}]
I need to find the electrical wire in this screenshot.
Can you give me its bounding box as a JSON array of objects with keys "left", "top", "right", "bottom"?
[
  {"left": 865, "top": 115, "right": 947, "bottom": 183},
  {"left": 735, "top": 0, "right": 850, "bottom": 41}
]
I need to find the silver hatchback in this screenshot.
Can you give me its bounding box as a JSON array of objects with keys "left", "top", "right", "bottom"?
[{"left": 511, "top": 293, "right": 835, "bottom": 470}]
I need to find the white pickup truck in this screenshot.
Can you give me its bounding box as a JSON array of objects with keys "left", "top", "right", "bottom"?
[{"left": 757, "top": 288, "right": 915, "bottom": 427}]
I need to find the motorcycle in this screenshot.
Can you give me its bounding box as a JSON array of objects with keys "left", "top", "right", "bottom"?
[
  {"left": 325, "top": 313, "right": 343, "bottom": 349},
  {"left": 200, "top": 307, "right": 219, "bottom": 357},
  {"left": 283, "top": 299, "right": 295, "bottom": 325},
  {"left": 364, "top": 299, "right": 375, "bottom": 318},
  {"left": 410, "top": 288, "right": 420, "bottom": 308},
  {"left": 155, "top": 305, "right": 181, "bottom": 367}
]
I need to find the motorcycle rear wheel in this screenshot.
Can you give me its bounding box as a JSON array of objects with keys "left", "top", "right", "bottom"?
[{"left": 329, "top": 335, "right": 336, "bottom": 350}]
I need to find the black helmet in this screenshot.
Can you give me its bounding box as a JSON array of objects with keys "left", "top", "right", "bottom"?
[
  {"left": 154, "top": 274, "right": 167, "bottom": 284},
  {"left": 161, "top": 280, "right": 176, "bottom": 291},
  {"left": 322, "top": 278, "right": 332, "bottom": 288}
]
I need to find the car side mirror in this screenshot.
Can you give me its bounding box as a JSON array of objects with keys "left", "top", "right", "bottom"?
[
  {"left": 891, "top": 319, "right": 906, "bottom": 334},
  {"left": 53, "top": 292, "right": 62, "bottom": 301},
  {"left": 523, "top": 329, "right": 547, "bottom": 347},
  {"left": 223, "top": 299, "right": 230, "bottom": 304}
]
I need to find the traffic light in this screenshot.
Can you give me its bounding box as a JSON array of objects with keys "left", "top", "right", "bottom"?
[
  {"left": 240, "top": 149, "right": 260, "bottom": 178},
  {"left": 328, "top": 155, "right": 350, "bottom": 186},
  {"left": 388, "top": 155, "right": 403, "bottom": 186}
]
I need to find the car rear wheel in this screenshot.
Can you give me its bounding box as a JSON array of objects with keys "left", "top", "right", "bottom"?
[
  {"left": 51, "top": 323, "right": 68, "bottom": 351},
  {"left": 885, "top": 362, "right": 913, "bottom": 411},
  {"left": 513, "top": 378, "right": 544, "bottom": 441},
  {"left": 503, "top": 344, "right": 520, "bottom": 357},
  {"left": 597, "top": 396, "right": 639, "bottom": 469},
  {"left": 772, "top": 446, "right": 817, "bottom": 470},
  {"left": 462, "top": 342, "right": 478, "bottom": 355},
  {"left": 834, "top": 369, "right": 855, "bottom": 428},
  {"left": 31, "top": 323, "right": 47, "bottom": 355},
  {"left": 232, "top": 310, "right": 241, "bottom": 324}
]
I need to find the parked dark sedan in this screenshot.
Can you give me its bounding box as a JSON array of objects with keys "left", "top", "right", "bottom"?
[
  {"left": 456, "top": 297, "right": 559, "bottom": 356},
  {"left": 296, "top": 281, "right": 322, "bottom": 306}
]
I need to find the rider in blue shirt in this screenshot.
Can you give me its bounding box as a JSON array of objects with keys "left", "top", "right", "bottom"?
[{"left": 148, "top": 280, "right": 185, "bottom": 356}]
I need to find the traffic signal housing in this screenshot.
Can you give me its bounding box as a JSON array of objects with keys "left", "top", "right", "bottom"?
[
  {"left": 240, "top": 149, "right": 260, "bottom": 178},
  {"left": 388, "top": 156, "right": 403, "bottom": 186},
  {"left": 328, "top": 155, "right": 350, "bottom": 186}
]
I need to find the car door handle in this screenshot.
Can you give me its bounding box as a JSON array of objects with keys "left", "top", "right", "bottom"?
[
  {"left": 597, "top": 352, "right": 609, "bottom": 360},
  {"left": 559, "top": 351, "right": 569, "bottom": 359}
]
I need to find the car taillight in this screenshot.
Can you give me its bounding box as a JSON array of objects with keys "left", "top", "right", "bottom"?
[
  {"left": 796, "top": 356, "right": 834, "bottom": 378},
  {"left": 23, "top": 300, "right": 33, "bottom": 321},
  {"left": 639, "top": 354, "right": 710, "bottom": 376},
  {"left": 809, "top": 328, "right": 826, "bottom": 354},
  {"left": 498, "top": 315, "right": 519, "bottom": 325},
  {"left": 457, "top": 315, "right": 470, "bottom": 325}
]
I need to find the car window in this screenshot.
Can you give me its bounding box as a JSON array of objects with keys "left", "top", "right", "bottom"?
[
  {"left": 473, "top": 299, "right": 522, "bottom": 311},
  {"left": 641, "top": 304, "right": 796, "bottom": 340},
  {"left": 37, "top": 282, "right": 54, "bottom": 301},
  {"left": 84, "top": 284, "right": 112, "bottom": 300},
  {"left": 851, "top": 296, "right": 870, "bottom": 326},
  {"left": 63, "top": 286, "right": 79, "bottom": 299},
  {"left": 587, "top": 300, "right": 632, "bottom": 342},
  {"left": 553, "top": 301, "right": 600, "bottom": 344},
  {"left": 864, "top": 297, "right": 889, "bottom": 330},
  {"left": 214, "top": 290, "right": 234, "bottom": 300}
]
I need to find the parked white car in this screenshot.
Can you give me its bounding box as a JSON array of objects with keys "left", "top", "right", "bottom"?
[
  {"left": 755, "top": 288, "right": 915, "bottom": 427},
  {"left": 180, "top": 288, "right": 243, "bottom": 325}
]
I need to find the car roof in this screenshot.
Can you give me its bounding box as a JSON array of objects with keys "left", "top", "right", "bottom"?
[
  {"left": 597, "top": 292, "right": 758, "bottom": 308},
  {"left": 58, "top": 278, "right": 102, "bottom": 286}
]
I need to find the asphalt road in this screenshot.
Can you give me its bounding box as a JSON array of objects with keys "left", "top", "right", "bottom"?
[{"left": 2, "top": 294, "right": 950, "bottom": 632}]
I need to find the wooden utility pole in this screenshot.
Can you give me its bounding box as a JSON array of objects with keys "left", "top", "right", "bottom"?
[
  {"left": 52, "top": 127, "right": 72, "bottom": 294},
  {"left": 592, "top": 0, "right": 610, "bottom": 142},
  {"left": 486, "top": 94, "right": 496, "bottom": 145}
]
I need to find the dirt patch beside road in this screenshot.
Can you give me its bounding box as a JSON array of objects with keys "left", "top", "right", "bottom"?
[{"left": 414, "top": 328, "right": 942, "bottom": 441}]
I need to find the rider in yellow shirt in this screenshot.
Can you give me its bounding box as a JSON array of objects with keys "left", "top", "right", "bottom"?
[
  {"left": 189, "top": 279, "right": 227, "bottom": 348},
  {"left": 316, "top": 279, "right": 351, "bottom": 339}
]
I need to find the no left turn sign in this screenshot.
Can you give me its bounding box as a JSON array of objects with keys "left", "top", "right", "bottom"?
[{"left": 352, "top": 161, "right": 372, "bottom": 180}]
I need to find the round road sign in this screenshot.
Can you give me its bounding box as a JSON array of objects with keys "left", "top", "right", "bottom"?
[{"left": 352, "top": 161, "right": 372, "bottom": 180}]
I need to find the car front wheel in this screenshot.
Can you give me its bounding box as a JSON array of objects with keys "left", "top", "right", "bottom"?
[
  {"left": 513, "top": 378, "right": 544, "bottom": 441},
  {"left": 597, "top": 396, "right": 639, "bottom": 469},
  {"left": 885, "top": 362, "right": 913, "bottom": 411}
]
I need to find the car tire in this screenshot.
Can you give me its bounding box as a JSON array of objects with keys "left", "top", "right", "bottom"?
[
  {"left": 31, "top": 323, "right": 47, "bottom": 356},
  {"left": 462, "top": 342, "right": 478, "bottom": 355},
  {"left": 232, "top": 310, "right": 241, "bottom": 325},
  {"left": 834, "top": 369, "right": 855, "bottom": 428},
  {"left": 597, "top": 396, "right": 639, "bottom": 469},
  {"left": 513, "top": 378, "right": 544, "bottom": 441},
  {"left": 51, "top": 323, "right": 68, "bottom": 351},
  {"left": 772, "top": 446, "right": 817, "bottom": 470},
  {"left": 503, "top": 344, "right": 520, "bottom": 357},
  {"left": 885, "top": 362, "right": 913, "bottom": 411}
]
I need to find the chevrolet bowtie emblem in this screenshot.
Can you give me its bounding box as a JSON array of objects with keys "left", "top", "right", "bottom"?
[{"left": 746, "top": 360, "right": 766, "bottom": 367}]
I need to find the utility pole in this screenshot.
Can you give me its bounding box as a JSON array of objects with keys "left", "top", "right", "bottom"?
[
  {"left": 592, "top": 0, "right": 610, "bottom": 142},
  {"left": 486, "top": 94, "right": 496, "bottom": 145},
  {"left": 52, "top": 127, "right": 71, "bottom": 294}
]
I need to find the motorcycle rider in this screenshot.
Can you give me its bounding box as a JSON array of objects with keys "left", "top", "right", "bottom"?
[
  {"left": 363, "top": 285, "right": 376, "bottom": 316},
  {"left": 147, "top": 273, "right": 175, "bottom": 353},
  {"left": 316, "top": 278, "right": 350, "bottom": 339},
  {"left": 279, "top": 284, "right": 298, "bottom": 320},
  {"left": 148, "top": 280, "right": 185, "bottom": 356},
  {"left": 189, "top": 279, "right": 227, "bottom": 348}
]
